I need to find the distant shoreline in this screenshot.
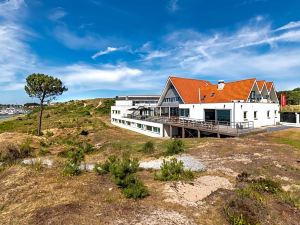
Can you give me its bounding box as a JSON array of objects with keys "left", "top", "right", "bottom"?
[{"left": 0, "top": 114, "right": 24, "bottom": 122}]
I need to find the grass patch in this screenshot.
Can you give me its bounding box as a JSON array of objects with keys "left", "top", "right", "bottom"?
[{"left": 274, "top": 137, "right": 300, "bottom": 150}]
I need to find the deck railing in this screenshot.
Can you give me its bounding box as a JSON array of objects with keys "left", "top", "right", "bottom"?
[{"left": 124, "top": 115, "right": 255, "bottom": 135}]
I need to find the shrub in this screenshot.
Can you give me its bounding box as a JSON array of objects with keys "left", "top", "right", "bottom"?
[
  {"left": 122, "top": 176, "right": 149, "bottom": 199},
  {"left": 154, "top": 158, "right": 194, "bottom": 181},
  {"left": 109, "top": 156, "right": 139, "bottom": 188},
  {"left": 0, "top": 143, "right": 21, "bottom": 163},
  {"left": 19, "top": 138, "right": 34, "bottom": 158},
  {"left": 224, "top": 196, "right": 265, "bottom": 225},
  {"left": 80, "top": 130, "right": 89, "bottom": 136},
  {"left": 251, "top": 178, "right": 282, "bottom": 194},
  {"left": 166, "top": 139, "right": 184, "bottom": 155},
  {"left": 45, "top": 130, "right": 54, "bottom": 137},
  {"left": 80, "top": 142, "right": 94, "bottom": 154},
  {"left": 94, "top": 155, "right": 148, "bottom": 199},
  {"left": 63, "top": 148, "right": 84, "bottom": 176},
  {"left": 39, "top": 147, "right": 50, "bottom": 156},
  {"left": 94, "top": 155, "right": 117, "bottom": 175},
  {"left": 142, "top": 141, "right": 155, "bottom": 153}
]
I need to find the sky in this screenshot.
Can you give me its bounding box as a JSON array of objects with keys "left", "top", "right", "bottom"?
[{"left": 1, "top": 0, "right": 300, "bottom": 104}]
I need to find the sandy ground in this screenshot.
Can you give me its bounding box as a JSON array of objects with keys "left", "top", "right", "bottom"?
[
  {"left": 1, "top": 128, "right": 300, "bottom": 224},
  {"left": 164, "top": 176, "right": 233, "bottom": 207}
]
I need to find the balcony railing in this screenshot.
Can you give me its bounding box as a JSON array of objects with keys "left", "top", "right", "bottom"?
[{"left": 124, "top": 115, "right": 255, "bottom": 135}]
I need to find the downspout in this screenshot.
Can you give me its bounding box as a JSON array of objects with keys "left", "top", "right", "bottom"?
[{"left": 233, "top": 102, "right": 235, "bottom": 128}]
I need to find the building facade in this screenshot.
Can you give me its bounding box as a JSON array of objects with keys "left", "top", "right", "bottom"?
[{"left": 111, "top": 76, "right": 280, "bottom": 138}]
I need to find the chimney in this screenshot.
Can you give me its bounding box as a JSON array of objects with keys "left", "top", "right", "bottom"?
[{"left": 218, "top": 80, "right": 225, "bottom": 90}]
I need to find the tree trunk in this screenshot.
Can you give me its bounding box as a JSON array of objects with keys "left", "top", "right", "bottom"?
[{"left": 37, "top": 100, "right": 44, "bottom": 136}]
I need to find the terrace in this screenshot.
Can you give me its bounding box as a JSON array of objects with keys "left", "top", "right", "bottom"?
[{"left": 125, "top": 115, "right": 257, "bottom": 137}]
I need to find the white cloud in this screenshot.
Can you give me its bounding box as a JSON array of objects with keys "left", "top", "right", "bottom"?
[
  {"left": 143, "top": 20, "right": 300, "bottom": 90},
  {"left": 0, "top": 0, "right": 36, "bottom": 86},
  {"left": 276, "top": 21, "right": 300, "bottom": 31},
  {"left": 52, "top": 64, "right": 148, "bottom": 91},
  {"left": 91, "top": 47, "right": 119, "bottom": 59},
  {"left": 167, "top": 0, "right": 179, "bottom": 12},
  {"left": 48, "top": 7, "right": 67, "bottom": 21},
  {"left": 144, "top": 50, "right": 170, "bottom": 60},
  {"left": 0, "top": 0, "right": 26, "bottom": 20},
  {"left": 53, "top": 25, "right": 111, "bottom": 50}
]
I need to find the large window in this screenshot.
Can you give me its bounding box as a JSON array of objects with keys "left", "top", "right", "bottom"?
[
  {"left": 153, "top": 127, "right": 160, "bottom": 134},
  {"left": 180, "top": 108, "right": 190, "bottom": 117}
]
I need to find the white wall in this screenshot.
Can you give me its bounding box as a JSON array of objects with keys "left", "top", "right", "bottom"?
[
  {"left": 115, "top": 100, "right": 133, "bottom": 106},
  {"left": 179, "top": 102, "right": 280, "bottom": 127},
  {"left": 111, "top": 117, "right": 164, "bottom": 137}
]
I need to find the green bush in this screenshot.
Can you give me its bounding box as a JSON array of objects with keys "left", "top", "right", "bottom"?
[
  {"left": 122, "top": 175, "right": 149, "bottom": 199},
  {"left": 109, "top": 156, "right": 139, "bottom": 188},
  {"left": 94, "top": 155, "right": 117, "bottom": 175},
  {"left": 39, "top": 147, "right": 50, "bottom": 156},
  {"left": 142, "top": 141, "right": 155, "bottom": 153},
  {"left": 80, "top": 142, "right": 94, "bottom": 153},
  {"left": 63, "top": 148, "right": 84, "bottom": 176},
  {"left": 45, "top": 130, "right": 54, "bottom": 137},
  {"left": 251, "top": 178, "right": 282, "bottom": 194},
  {"left": 19, "top": 138, "right": 34, "bottom": 157},
  {"left": 166, "top": 139, "right": 184, "bottom": 155},
  {"left": 94, "top": 155, "right": 148, "bottom": 199},
  {"left": 154, "top": 158, "right": 194, "bottom": 181}
]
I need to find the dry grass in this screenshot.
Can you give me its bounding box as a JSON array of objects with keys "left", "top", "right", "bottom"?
[{"left": 1, "top": 100, "right": 300, "bottom": 224}]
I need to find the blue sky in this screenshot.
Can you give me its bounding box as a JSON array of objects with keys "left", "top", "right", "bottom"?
[{"left": 1, "top": 0, "right": 300, "bottom": 104}]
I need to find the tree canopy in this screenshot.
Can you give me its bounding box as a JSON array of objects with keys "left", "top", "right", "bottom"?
[
  {"left": 277, "top": 87, "right": 300, "bottom": 105},
  {"left": 24, "top": 73, "right": 67, "bottom": 135},
  {"left": 25, "top": 73, "right": 67, "bottom": 102}
]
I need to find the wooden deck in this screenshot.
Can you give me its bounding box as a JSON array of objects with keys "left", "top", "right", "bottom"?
[{"left": 126, "top": 116, "right": 257, "bottom": 137}]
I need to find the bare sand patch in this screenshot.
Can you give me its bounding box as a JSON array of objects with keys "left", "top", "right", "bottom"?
[
  {"left": 116, "top": 208, "right": 197, "bottom": 225},
  {"left": 164, "top": 175, "right": 233, "bottom": 207}
]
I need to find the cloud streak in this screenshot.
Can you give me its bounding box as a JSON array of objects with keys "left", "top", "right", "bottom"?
[
  {"left": 92, "top": 47, "right": 120, "bottom": 59},
  {"left": 48, "top": 7, "right": 67, "bottom": 21}
]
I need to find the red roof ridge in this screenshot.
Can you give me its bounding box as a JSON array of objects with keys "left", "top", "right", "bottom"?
[{"left": 169, "top": 75, "right": 212, "bottom": 85}]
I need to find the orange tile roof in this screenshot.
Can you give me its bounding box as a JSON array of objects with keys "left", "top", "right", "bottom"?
[
  {"left": 169, "top": 76, "right": 256, "bottom": 104},
  {"left": 257, "top": 80, "right": 266, "bottom": 91},
  {"left": 266, "top": 82, "right": 273, "bottom": 92},
  {"left": 169, "top": 76, "right": 212, "bottom": 104}
]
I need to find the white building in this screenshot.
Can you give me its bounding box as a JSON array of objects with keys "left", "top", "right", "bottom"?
[{"left": 111, "top": 76, "right": 280, "bottom": 138}]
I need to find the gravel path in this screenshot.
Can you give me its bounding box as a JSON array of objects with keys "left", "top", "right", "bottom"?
[{"left": 140, "top": 154, "right": 206, "bottom": 171}]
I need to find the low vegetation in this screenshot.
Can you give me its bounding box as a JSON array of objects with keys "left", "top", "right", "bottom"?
[
  {"left": 141, "top": 140, "right": 155, "bottom": 153},
  {"left": 0, "top": 138, "right": 34, "bottom": 164},
  {"left": 154, "top": 158, "right": 194, "bottom": 181},
  {"left": 166, "top": 139, "right": 184, "bottom": 155},
  {"left": 94, "top": 155, "right": 149, "bottom": 199},
  {"left": 225, "top": 173, "right": 299, "bottom": 225},
  {"left": 1, "top": 98, "right": 300, "bottom": 224},
  {"left": 63, "top": 148, "right": 85, "bottom": 176}
]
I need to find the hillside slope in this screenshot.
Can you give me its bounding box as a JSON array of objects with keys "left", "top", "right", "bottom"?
[{"left": 0, "top": 99, "right": 300, "bottom": 225}]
